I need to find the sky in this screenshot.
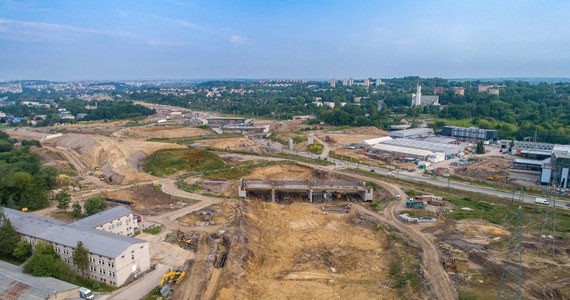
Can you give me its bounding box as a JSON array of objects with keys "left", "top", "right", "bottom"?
[{"left": 0, "top": 0, "right": 569, "bottom": 81}]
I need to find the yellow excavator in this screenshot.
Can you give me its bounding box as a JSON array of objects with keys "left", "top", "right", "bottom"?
[{"left": 160, "top": 270, "right": 186, "bottom": 287}]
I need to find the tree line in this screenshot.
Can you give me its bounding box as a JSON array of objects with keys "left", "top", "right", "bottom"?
[{"left": 0, "top": 132, "right": 57, "bottom": 210}]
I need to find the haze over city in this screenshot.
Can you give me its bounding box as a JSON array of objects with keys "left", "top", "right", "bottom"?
[{"left": 1, "top": 0, "right": 570, "bottom": 81}]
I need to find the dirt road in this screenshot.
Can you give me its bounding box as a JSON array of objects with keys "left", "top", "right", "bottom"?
[{"left": 334, "top": 170, "right": 457, "bottom": 300}]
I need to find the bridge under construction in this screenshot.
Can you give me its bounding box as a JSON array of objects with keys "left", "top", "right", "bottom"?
[{"left": 238, "top": 179, "right": 373, "bottom": 203}]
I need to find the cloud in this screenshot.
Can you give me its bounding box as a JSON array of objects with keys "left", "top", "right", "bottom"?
[
  {"left": 0, "top": 17, "right": 135, "bottom": 42},
  {"left": 229, "top": 35, "right": 247, "bottom": 47},
  {"left": 147, "top": 39, "right": 184, "bottom": 47}
]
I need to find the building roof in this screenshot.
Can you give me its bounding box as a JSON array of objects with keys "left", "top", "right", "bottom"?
[
  {"left": 520, "top": 149, "right": 552, "bottom": 156},
  {"left": 380, "top": 138, "right": 463, "bottom": 155},
  {"left": 422, "top": 137, "right": 457, "bottom": 144},
  {"left": 4, "top": 208, "right": 146, "bottom": 258},
  {"left": 67, "top": 205, "right": 131, "bottom": 229},
  {"left": 372, "top": 143, "right": 434, "bottom": 158},
  {"left": 360, "top": 136, "right": 392, "bottom": 146},
  {"left": 389, "top": 127, "right": 434, "bottom": 138},
  {"left": 0, "top": 260, "right": 78, "bottom": 300},
  {"left": 513, "top": 158, "right": 547, "bottom": 166}
]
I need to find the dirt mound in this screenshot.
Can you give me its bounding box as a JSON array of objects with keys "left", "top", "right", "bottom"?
[
  {"left": 246, "top": 164, "right": 319, "bottom": 180},
  {"left": 104, "top": 184, "right": 186, "bottom": 214},
  {"left": 55, "top": 134, "right": 184, "bottom": 184},
  {"left": 216, "top": 201, "right": 397, "bottom": 300},
  {"left": 126, "top": 126, "right": 211, "bottom": 138},
  {"left": 456, "top": 220, "right": 509, "bottom": 237}
]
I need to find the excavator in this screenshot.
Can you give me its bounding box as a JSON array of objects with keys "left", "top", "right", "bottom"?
[{"left": 160, "top": 270, "right": 186, "bottom": 287}]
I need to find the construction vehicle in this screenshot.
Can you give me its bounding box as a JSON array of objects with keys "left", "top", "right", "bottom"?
[
  {"left": 177, "top": 230, "right": 192, "bottom": 245},
  {"left": 406, "top": 199, "right": 425, "bottom": 209},
  {"left": 160, "top": 270, "right": 186, "bottom": 287}
]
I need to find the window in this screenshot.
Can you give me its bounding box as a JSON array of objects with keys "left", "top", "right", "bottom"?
[{"left": 131, "top": 254, "right": 134, "bottom": 260}]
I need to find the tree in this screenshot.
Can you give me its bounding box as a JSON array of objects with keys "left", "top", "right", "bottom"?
[
  {"left": 55, "top": 191, "right": 71, "bottom": 211},
  {"left": 12, "top": 240, "right": 32, "bottom": 260},
  {"left": 476, "top": 141, "right": 486, "bottom": 154},
  {"left": 34, "top": 240, "right": 56, "bottom": 256},
  {"left": 73, "top": 241, "right": 89, "bottom": 276},
  {"left": 24, "top": 241, "right": 71, "bottom": 281},
  {"left": 0, "top": 208, "right": 20, "bottom": 257},
  {"left": 71, "top": 203, "right": 82, "bottom": 218},
  {"left": 83, "top": 196, "right": 107, "bottom": 216}
]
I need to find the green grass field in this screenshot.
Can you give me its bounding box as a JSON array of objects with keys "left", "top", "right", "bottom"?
[{"left": 143, "top": 148, "right": 226, "bottom": 176}]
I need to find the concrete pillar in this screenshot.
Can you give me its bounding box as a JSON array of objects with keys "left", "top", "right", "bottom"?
[
  {"left": 271, "top": 189, "right": 276, "bottom": 203},
  {"left": 309, "top": 189, "right": 313, "bottom": 203}
]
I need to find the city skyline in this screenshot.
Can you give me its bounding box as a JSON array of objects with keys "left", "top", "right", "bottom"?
[{"left": 1, "top": 0, "right": 569, "bottom": 81}]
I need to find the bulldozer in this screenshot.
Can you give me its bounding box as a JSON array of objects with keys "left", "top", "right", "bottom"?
[{"left": 160, "top": 270, "right": 186, "bottom": 287}]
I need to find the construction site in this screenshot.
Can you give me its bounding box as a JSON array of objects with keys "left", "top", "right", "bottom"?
[{"left": 4, "top": 111, "right": 570, "bottom": 300}]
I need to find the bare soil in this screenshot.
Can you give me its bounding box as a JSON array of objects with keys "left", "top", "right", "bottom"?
[
  {"left": 432, "top": 219, "right": 570, "bottom": 300},
  {"left": 53, "top": 134, "right": 184, "bottom": 183},
  {"left": 103, "top": 184, "right": 191, "bottom": 214},
  {"left": 124, "top": 126, "right": 211, "bottom": 139},
  {"left": 245, "top": 163, "right": 327, "bottom": 180},
  {"left": 315, "top": 126, "right": 388, "bottom": 149},
  {"left": 177, "top": 202, "right": 239, "bottom": 226},
  {"left": 216, "top": 200, "right": 400, "bottom": 300}
]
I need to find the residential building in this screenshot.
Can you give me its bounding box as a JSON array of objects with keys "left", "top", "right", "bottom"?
[
  {"left": 454, "top": 87, "right": 465, "bottom": 96},
  {"left": 478, "top": 85, "right": 490, "bottom": 93},
  {"left": 4, "top": 207, "right": 151, "bottom": 287},
  {"left": 489, "top": 88, "right": 500, "bottom": 95},
  {"left": 66, "top": 206, "right": 136, "bottom": 236},
  {"left": 363, "top": 79, "right": 370, "bottom": 88},
  {"left": 330, "top": 79, "right": 336, "bottom": 88},
  {"left": 433, "top": 87, "right": 444, "bottom": 94},
  {"left": 342, "top": 78, "right": 349, "bottom": 86},
  {"left": 441, "top": 126, "right": 498, "bottom": 142}
]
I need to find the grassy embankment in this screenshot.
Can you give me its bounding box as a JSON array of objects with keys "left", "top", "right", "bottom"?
[{"left": 143, "top": 148, "right": 226, "bottom": 176}]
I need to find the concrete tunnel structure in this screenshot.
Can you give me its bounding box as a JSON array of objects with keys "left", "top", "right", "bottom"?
[{"left": 238, "top": 179, "right": 374, "bottom": 202}]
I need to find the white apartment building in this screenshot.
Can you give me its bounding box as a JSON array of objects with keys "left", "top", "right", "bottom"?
[
  {"left": 67, "top": 206, "right": 136, "bottom": 236},
  {"left": 4, "top": 207, "right": 150, "bottom": 287}
]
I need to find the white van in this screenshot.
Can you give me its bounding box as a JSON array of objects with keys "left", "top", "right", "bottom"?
[
  {"left": 535, "top": 198, "right": 549, "bottom": 205},
  {"left": 79, "top": 287, "right": 94, "bottom": 299}
]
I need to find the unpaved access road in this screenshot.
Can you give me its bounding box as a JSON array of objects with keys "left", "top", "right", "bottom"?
[{"left": 333, "top": 170, "right": 457, "bottom": 300}]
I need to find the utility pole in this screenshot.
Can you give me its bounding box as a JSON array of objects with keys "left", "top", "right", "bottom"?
[
  {"left": 537, "top": 192, "right": 557, "bottom": 257},
  {"left": 497, "top": 194, "right": 525, "bottom": 300}
]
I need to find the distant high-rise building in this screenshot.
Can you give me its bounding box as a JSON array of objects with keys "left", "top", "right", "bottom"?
[
  {"left": 348, "top": 78, "right": 354, "bottom": 86},
  {"left": 330, "top": 79, "right": 336, "bottom": 88},
  {"left": 376, "top": 79, "right": 383, "bottom": 86},
  {"left": 412, "top": 85, "right": 422, "bottom": 106},
  {"left": 342, "top": 78, "right": 349, "bottom": 86},
  {"left": 364, "top": 79, "right": 370, "bottom": 88},
  {"left": 489, "top": 88, "right": 500, "bottom": 95},
  {"left": 454, "top": 87, "right": 465, "bottom": 96},
  {"left": 433, "top": 87, "right": 444, "bottom": 94}
]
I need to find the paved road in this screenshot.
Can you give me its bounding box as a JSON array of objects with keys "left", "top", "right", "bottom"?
[{"left": 272, "top": 146, "right": 569, "bottom": 209}]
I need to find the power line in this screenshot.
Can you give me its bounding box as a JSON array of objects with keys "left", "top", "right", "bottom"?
[{"left": 497, "top": 193, "right": 525, "bottom": 300}]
